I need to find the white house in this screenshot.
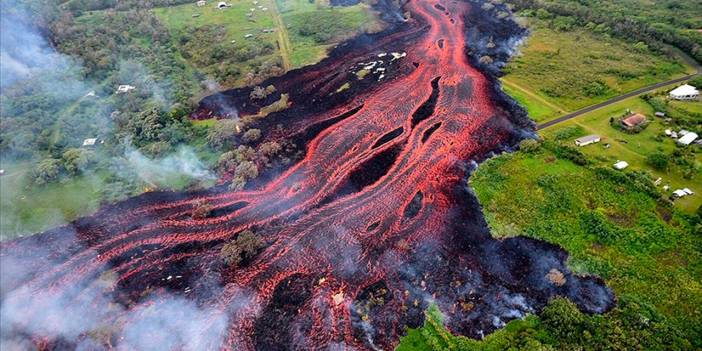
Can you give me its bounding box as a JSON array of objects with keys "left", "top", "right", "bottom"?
[
  {"left": 574, "top": 134, "right": 601, "bottom": 147},
  {"left": 669, "top": 84, "right": 699, "bottom": 100},
  {"left": 196, "top": 0, "right": 206, "bottom": 6},
  {"left": 672, "top": 188, "right": 694, "bottom": 199},
  {"left": 613, "top": 160, "right": 629, "bottom": 170},
  {"left": 116, "top": 85, "right": 135, "bottom": 94},
  {"left": 82, "top": 138, "right": 98, "bottom": 147},
  {"left": 677, "top": 132, "right": 698, "bottom": 146}
]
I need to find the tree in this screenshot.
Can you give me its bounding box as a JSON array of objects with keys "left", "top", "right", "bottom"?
[
  {"left": 249, "top": 86, "right": 267, "bottom": 100},
  {"left": 62, "top": 148, "right": 90, "bottom": 175},
  {"left": 33, "top": 158, "right": 62, "bottom": 185},
  {"left": 192, "top": 200, "right": 213, "bottom": 219},
  {"left": 646, "top": 152, "right": 669, "bottom": 171},
  {"left": 540, "top": 298, "right": 588, "bottom": 342},
  {"left": 535, "top": 8, "right": 552, "bottom": 20},
  {"left": 207, "top": 120, "right": 238, "bottom": 149},
  {"left": 220, "top": 230, "right": 264, "bottom": 267},
  {"left": 242, "top": 129, "right": 261, "bottom": 143}
]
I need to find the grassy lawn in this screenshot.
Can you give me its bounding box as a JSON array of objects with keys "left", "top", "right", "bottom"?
[
  {"left": 502, "top": 18, "right": 691, "bottom": 123},
  {"left": 501, "top": 79, "right": 563, "bottom": 122},
  {"left": 154, "top": 1, "right": 278, "bottom": 45},
  {"left": 0, "top": 162, "right": 107, "bottom": 240},
  {"left": 539, "top": 94, "right": 701, "bottom": 213},
  {"left": 398, "top": 144, "right": 702, "bottom": 350},
  {"left": 280, "top": 0, "right": 380, "bottom": 67}
]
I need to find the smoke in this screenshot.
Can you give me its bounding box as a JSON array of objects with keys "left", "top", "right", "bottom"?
[
  {"left": 124, "top": 145, "right": 216, "bottom": 187},
  {"left": 0, "top": 1, "right": 65, "bottom": 88},
  {"left": 118, "top": 296, "right": 228, "bottom": 351},
  {"left": 0, "top": 226, "right": 229, "bottom": 350}
]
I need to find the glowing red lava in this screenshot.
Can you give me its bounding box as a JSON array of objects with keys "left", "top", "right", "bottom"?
[{"left": 0, "top": 1, "right": 614, "bottom": 350}]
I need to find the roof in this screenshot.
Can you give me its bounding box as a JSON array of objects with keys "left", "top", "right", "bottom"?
[
  {"left": 575, "top": 135, "right": 600, "bottom": 143},
  {"left": 613, "top": 161, "right": 628, "bottom": 170},
  {"left": 678, "top": 132, "right": 699, "bottom": 145},
  {"left": 670, "top": 84, "right": 699, "bottom": 96},
  {"left": 622, "top": 113, "right": 646, "bottom": 127},
  {"left": 82, "top": 138, "right": 97, "bottom": 146}
]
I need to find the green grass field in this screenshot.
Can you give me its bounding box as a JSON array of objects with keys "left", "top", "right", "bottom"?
[
  {"left": 153, "top": 0, "right": 380, "bottom": 86},
  {"left": 502, "top": 18, "right": 691, "bottom": 123},
  {"left": 398, "top": 144, "right": 702, "bottom": 350},
  {"left": 280, "top": 0, "right": 380, "bottom": 67},
  {"left": 539, "top": 93, "right": 701, "bottom": 213},
  {"left": 0, "top": 162, "right": 107, "bottom": 239}
]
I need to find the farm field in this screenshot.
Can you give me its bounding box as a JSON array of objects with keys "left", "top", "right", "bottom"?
[{"left": 502, "top": 17, "right": 692, "bottom": 123}]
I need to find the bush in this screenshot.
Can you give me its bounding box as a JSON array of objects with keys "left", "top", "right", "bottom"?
[
  {"left": 519, "top": 139, "right": 542, "bottom": 153},
  {"left": 220, "top": 230, "right": 264, "bottom": 267},
  {"left": 33, "top": 158, "right": 62, "bottom": 185},
  {"left": 646, "top": 151, "right": 669, "bottom": 171},
  {"left": 242, "top": 129, "right": 262, "bottom": 143},
  {"left": 207, "top": 120, "right": 239, "bottom": 149}
]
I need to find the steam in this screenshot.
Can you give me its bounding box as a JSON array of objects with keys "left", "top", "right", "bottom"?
[
  {"left": 0, "top": 228, "right": 228, "bottom": 350},
  {"left": 124, "top": 146, "right": 216, "bottom": 187},
  {"left": 0, "top": 1, "right": 65, "bottom": 88}
]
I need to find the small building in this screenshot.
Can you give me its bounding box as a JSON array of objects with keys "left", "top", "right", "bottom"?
[
  {"left": 654, "top": 111, "right": 665, "bottom": 118},
  {"left": 116, "top": 85, "right": 135, "bottom": 94},
  {"left": 664, "top": 129, "right": 672, "bottom": 136},
  {"left": 669, "top": 84, "right": 699, "bottom": 100},
  {"left": 217, "top": 1, "right": 229, "bottom": 9},
  {"left": 82, "top": 138, "right": 98, "bottom": 147},
  {"left": 244, "top": 33, "right": 253, "bottom": 38},
  {"left": 677, "top": 132, "right": 699, "bottom": 146},
  {"left": 196, "top": 0, "right": 206, "bottom": 6},
  {"left": 672, "top": 188, "right": 694, "bottom": 199},
  {"left": 621, "top": 113, "right": 646, "bottom": 129},
  {"left": 613, "top": 160, "right": 629, "bottom": 170},
  {"left": 574, "top": 134, "right": 601, "bottom": 147}
]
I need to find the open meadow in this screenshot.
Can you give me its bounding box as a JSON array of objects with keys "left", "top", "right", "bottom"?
[{"left": 501, "top": 17, "right": 693, "bottom": 123}]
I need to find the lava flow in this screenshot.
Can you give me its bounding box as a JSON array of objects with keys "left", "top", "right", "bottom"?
[{"left": 0, "top": 0, "right": 615, "bottom": 350}]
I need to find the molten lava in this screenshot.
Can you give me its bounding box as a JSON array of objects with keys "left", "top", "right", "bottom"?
[{"left": 0, "top": 1, "right": 614, "bottom": 350}]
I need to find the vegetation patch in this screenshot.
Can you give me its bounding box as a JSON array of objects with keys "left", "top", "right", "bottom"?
[
  {"left": 398, "top": 143, "right": 702, "bottom": 350},
  {"left": 502, "top": 16, "right": 690, "bottom": 120}
]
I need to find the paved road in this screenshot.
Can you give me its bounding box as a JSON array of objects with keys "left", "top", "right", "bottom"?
[{"left": 537, "top": 49, "right": 701, "bottom": 130}]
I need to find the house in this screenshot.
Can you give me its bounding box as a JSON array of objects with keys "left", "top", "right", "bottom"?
[
  {"left": 654, "top": 111, "right": 665, "bottom": 118},
  {"left": 217, "top": 1, "right": 229, "bottom": 9},
  {"left": 196, "top": 0, "right": 206, "bottom": 6},
  {"left": 574, "top": 134, "right": 601, "bottom": 147},
  {"left": 116, "top": 85, "right": 135, "bottom": 94},
  {"left": 621, "top": 113, "right": 646, "bottom": 129},
  {"left": 669, "top": 84, "right": 699, "bottom": 100},
  {"left": 82, "top": 138, "right": 98, "bottom": 147},
  {"left": 244, "top": 33, "right": 253, "bottom": 38},
  {"left": 613, "top": 160, "right": 629, "bottom": 170},
  {"left": 677, "top": 132, "right": 699, "bottom": 146},
  {"left": 672, "top": 188, "right": 694, "bottom": 199}
]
